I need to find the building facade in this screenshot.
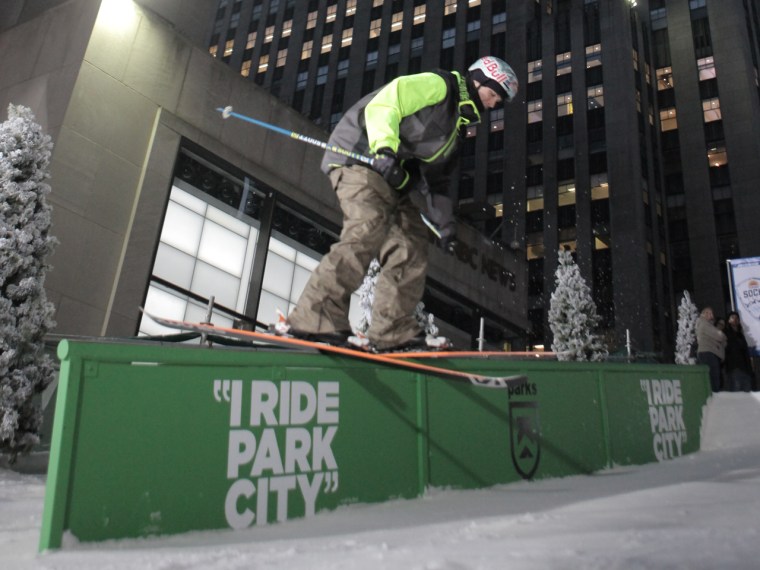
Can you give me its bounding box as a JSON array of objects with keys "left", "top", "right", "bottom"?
[
  {"left": 207, "top": 0, "right": 760, "bottom": 356},
  {"left": 0, "top": 0, "right": 528, "bottom": 351}
]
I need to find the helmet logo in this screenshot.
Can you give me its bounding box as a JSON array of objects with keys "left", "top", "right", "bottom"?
[{"left": 481, "top": 56, "right": 508, "bottom": 83}]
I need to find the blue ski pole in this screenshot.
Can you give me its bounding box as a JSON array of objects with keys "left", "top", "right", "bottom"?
[
  {"left": 216, "top": 106, "right": 443, "bottom": 239},
  {"left": 217, "top": 106, "right": 375, "bottom": 166}
]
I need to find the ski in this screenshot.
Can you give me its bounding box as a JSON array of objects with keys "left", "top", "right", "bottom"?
[
  {"left": 143, "top": 313, "right": 528, "bottom": 389},
  {"left": 382, "top": 351, "right": 556, "bottom": 360}
]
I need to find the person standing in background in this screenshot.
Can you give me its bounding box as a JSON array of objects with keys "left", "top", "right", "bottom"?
[
  {"left": 695, "top": 306, "right": 726, "bottom": 392},
  {"left": 723, "top": 311, "right": 754, "bottom": 392}
]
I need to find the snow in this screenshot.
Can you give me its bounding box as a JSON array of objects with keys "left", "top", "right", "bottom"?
[{"left": 2, "top": 392, "right": 760, "bottom": 569}]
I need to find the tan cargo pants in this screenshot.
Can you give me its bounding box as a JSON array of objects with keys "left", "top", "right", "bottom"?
[{"left": 287, "top": 165, "right": 429, "bottom": 349}]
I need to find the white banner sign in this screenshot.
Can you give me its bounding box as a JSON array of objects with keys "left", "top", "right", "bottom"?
[{"left": 727, "top": 257, "right": 760, "bottom": 356}]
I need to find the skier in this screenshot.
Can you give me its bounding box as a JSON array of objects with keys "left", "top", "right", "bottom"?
[{"left": 275, "top": 57, "right": 518, "bottom": 352}]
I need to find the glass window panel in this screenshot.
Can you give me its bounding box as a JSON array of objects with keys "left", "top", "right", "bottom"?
[
  {"left": 262, "top": 251, "right": 295, "bottom": 299},
  {"left": 153, "top": 243, "right": 195, "bottom": 289},
  {"left": 191, "top": 261, "right": 239, "bottom": 308},
  {"left": 270, "top": 236, "right": 297, "bottom": 262},
  {"left": 296, "top": 251, "right": 320, "bottom": 271},
  {"left": 258, "top": 290, "right": 290, "bottom": 324},
  {"left": 207, "top": 204, "right": 250, "bottom": 237},
  {"left": 141, "top": 286, "right": 188, "bottom": 334},
  {"left": 160, "top": 201, "right": 203, "bottom": 256},
  {"left": 291, "top": 265, "right": 313, "bottom": 303},
  {"left": 197, "top": 220, "right": 247, "bottom": 277},
  {"left": 171, "top": 186, "right": 207, "bottom": 213}
]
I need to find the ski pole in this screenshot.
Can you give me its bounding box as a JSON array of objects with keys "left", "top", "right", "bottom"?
[
  {"left": 217, "top": 106, "right": 375, "bottom": 166},
  {"left": 216, "top": 106, "right": 443, "bottom": 239}
]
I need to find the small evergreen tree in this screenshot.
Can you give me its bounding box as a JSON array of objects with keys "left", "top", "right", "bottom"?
[
  {"left": 356, "top": 258, "right": 437, "bottom": 336},
  {"left": 548, "top": 249, "right": 607, "bottom": 361},
  {"left": 0, "top": 104, "right": 58, "bottom": 458},
  {"left": 675, "top": 291, "right": 698, "bottom": 365}
]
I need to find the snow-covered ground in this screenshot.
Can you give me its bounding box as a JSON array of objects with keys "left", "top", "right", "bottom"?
[{"left": 2, "top": 392, "right": 759, "bottom": 570}]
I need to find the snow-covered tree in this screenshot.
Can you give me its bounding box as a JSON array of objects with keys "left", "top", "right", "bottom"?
[
  {"left": 548, "top": 249, "right": 607, "bottom": 361},
  {"left": 675, "top": 291, "right": 698, "bottom": 365},
  {"left": 0, "top": 104, "right": 58, "bottom": 458},
  {"left": 356, "top": 258, "right": 438, "bottom": 336}
]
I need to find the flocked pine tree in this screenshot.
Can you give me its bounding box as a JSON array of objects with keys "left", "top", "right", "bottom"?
[
  {"left": 0, "top": 104, "right": 58, "bottom": 458},
  {"left": 548, "top": 249, "right": 608, "bottom": 361},
  {"left": 356, "top": 258, "right": 438, "bottom": 336},
  {"left": 675, "top": 291, "right": 699, "bottom": 365}
]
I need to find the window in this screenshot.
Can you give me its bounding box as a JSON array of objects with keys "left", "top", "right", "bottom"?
[
  {"left": 558, "top": 182, "right": 576, "bottom": 206},
  {"left": 697, "top": 56, "right": 716, "bottom": 80},
  {"left": 326, "top": 4, "right": 337, "bottom": 22},
  {"left": 413, "top": 5, "right": 426, "bottom": 25},
  {"left": 246, "top": 31, "right": 257, "bottom": 50},
  {"left": 660, "top": 107, "right": 677, "bottom": 131},
  {"left": 442, "top": 28, "right": 456, "bottom": 49},
  {"left": 369, "top": 18, "right": 382, "bottom": 38},
  {"left": 276, "top": 48, "right": 287, "bottom": 67},
  {"left": 490, "top": 108, "right": 504, "bottom": 132},
  {"left": 556, "top": 51, "right": 572, "bottom": 76},
  {"left": 585, "top": 44, "right": 602, "bottom": 68},
  {"left": 306, "top": 10, "right": 317, "bottom": 30},
  {"left": 590, "top": 173, "right": 609, "bottom": 200},
  {"left": 257, "top": 54, "right": 269, "bottom": 73},
  {"left": 391, "top": 11, "right": 404, "bottom": 31},
  {"left": 342, "top": 28, "right": 353, "bottom": 47},
  {"left": 240, "top": 59, "right": 252, "bottom": 77},
  {"left": 707, "top": 145, "right": 727, "bottom": 167},
  {"left": 346, "top": 0, "right": 357, "bottom": 15},
  {"left": 702, "top": 98, "right": 721, "bottom": 122},
  {"left": 296, "top": 71, "right": 308, "bottom": 89},
  {"left": 528, "top": 60, "right": 543, "bottom": 83},
  {"left": 282, "top": 20, "right": 292, "bottom": 38},
  {"left": 321, "top": 34, "right": 333, "bottom": 54},
  {"left": 527, "top": 185, "right": 544, "bottom": 212},
  {"left": 224, "top": 39, "right": 235, "bottom": 57},
  {"left": 209, "top": 45, "right": 218, "bottom": 58},
  {"left": 587, "top": 85, "right": 604, "bottom": 109},
  {"left": 528, "top": 100, "right": 543, "bottom": 123},
  {"left": 264, "top": 25, "right": 274, "bottom": 43},
  {"left": 656, "top": 67, "right": 674, "bottom": 90},
  {"left": 557, "top": 92, "right": 573, "bottom": 116},
  {"left": 301, "top": 40, "right": 313, "bottom": 60},
  {"left": 445, "top": 0, "right": 457, "bottom": 16}
]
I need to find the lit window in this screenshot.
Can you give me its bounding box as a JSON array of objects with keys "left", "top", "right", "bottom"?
[
  {"left": 707, "top": 145, "right": 727, "bottom": 167},
  {"left": 301, "top": 40, "right": 313, "bottom": 60},
  {"left": 660, "top": 107, "right": 677, "bottom": 131},
  {"left": 414, "top": 5, "right": 426, "bottom": 25},
  {"left": 465, "top": 125, "right": 477, "bottom": 137},
  {"left": 246, "top": 31, "right": 256, "bottom": 49},
  {"left": 528, "top": 100, "right": 543, "bottom": 123},
  {"left": 321, "top": 34, "right": 333, "bottom": 54},
  {"left": 557, "top": 92, "right": 573, "bottom": 116},
  {"left": 224, "top": 39, "right": 235, "bottom": 57},
  {"left": 282, "top": 20, "right": 292, "bottom": 38},
  {"left": 373, "top": 0, "right": 383, "bottom": 6},
  {"left": 264, "top": 25, "right": 274, "bottom": 43},
  {"left": 632, "top": 49, "right": 639, "bottom": 71},
  {"left": 527, "top": 186, "right": 544, "bottom": 212},
  {"left": 276, "top": 49, "right": 287, "bottom": 67},
  {"left": 391, "top": 11, "right": 404, "bottom": 31},
  {"left": 528, "top": 60, "right": 543, "bottom": 83},
  {"left": 702, "top": 98, "right": 721, "bottom": 122},
  {"left": 209, "top": 45, "right": 218, "bottom": 58},
  {"left": 306, "top": 11, "right": 317, "bottom": 30},
  {"left": 369, "top": 18, "right": 382, "bottom": 38},
  {"left": 587, "top": 85, "right": 604, "bottom": 109},
  {"left": 326, "top": 4, "right": 337, "bottom": 23},
  {"left": 346, "top": 0, "right": 357, "bottom": 16},
  {"left": 342, "top": 28, "right": 353, "bottom": 47},
  {"left": 585, "top": 44, "right": 602, "bottom": 68},
  {"left": 558, "top": 182, "right": 576, "bottom": 206},
  {"left": 556, "top": 52, "right": 572, "bottom": 76},
  {"left": 445, "top": 0, "right": 457, "bottom": 16},
  {"left": 645, "top": 62, "right": 651, "bottom": 84},
  {"left": 698, "top": 56, "right": 716, "bottom": 80},
  {"left": 240, "top": 59, "right": 251, "bottom": 77},
  {"left": 656, "top": 67, "right": 674, "bottom": 90},
  {"left": 469, "top": 0, "right": 481, "bottom": 7},
  {"left": 258, "top": 54, "right": 269, "bottom": 73}
]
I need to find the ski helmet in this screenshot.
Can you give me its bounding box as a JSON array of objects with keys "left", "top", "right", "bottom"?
[{"left": 467, "top": 56, "right": 519, "bottom": 103}]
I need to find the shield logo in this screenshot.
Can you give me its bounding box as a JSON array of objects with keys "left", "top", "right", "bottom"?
[{"left": 509, "top": 401, "right": 541, "bottom": 480}]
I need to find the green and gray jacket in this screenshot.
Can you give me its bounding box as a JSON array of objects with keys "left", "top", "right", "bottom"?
[{"left": 320, "top": 70, "right": 481, "bottom": 193}]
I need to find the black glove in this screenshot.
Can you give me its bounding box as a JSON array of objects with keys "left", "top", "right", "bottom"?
[{"left": 372, "top": 148, "right": 409, "bottom": 189}]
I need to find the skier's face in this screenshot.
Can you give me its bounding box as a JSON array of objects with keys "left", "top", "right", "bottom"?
[{"left": 474, "top": 81, "right": 503, "bottom": 110}]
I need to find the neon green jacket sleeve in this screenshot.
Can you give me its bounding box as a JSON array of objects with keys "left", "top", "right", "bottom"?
[{"left": 364, "top": 72, "right": 449, "bottom": 154}]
